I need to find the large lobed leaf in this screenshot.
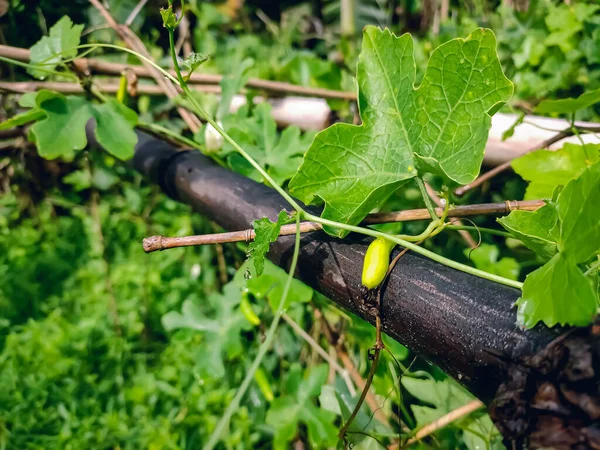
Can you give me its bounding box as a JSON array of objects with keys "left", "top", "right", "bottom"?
[
  {"left": 516, "top": 253, "right": 597, "bottom": 328},
  {"left": 289, "top": 27, "right": 512, "bottom": 236},
  {"left": 221, "top": 103, "right": 316, "bottom": 186},
  {"left": 28, "top": 16, "right": 83, "bottom": 79},
  {"left": 246, "top": 210, "right": 290, "bottom": 276},
  {"left": 535, "top": 88, "right": 600, "bottom": 114},
  {"left": 512, "top": 143, "right": 600, "bottom": 200},
  {"left": 499, "top": 162, "right": 600, "bottom": 328},
  {"left": 28, "top": 90, "right": 138, "bottom": 160},
  {"left": 266, "top": 364, "right": 337, "bottom": 450}
]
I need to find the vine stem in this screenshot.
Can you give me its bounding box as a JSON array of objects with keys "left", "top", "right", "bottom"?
[
  {"left": 204, "top": 213, "right": 302, "bottom": 450},
  {"left": 0, "top": 55, "right": 79, "bottom": 80},
  {"left": 338, "top": 329, "right": 382, "bottom": 441},
  {"left": 167, "top": 29, "right": 305, "bottom": 213},
  {"left": 445, "top": 224, "right": 513, "bottom": 239},
  {"left": 303, "top": 213, "right": 523, "bottom": 289},
  {"left": 416, "top": 177, "right": 438, "bottom": 222}
]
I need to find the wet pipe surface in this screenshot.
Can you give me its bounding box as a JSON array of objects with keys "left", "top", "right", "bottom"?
[{"left": 131, "top": 132, "right": 561, "bottom": 404}]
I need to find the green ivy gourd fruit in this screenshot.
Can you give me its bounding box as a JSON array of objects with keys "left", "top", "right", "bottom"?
[
  {"left": 362, "top": 237, "right": 396, "bottom": 289},
  {"left": 240, "top": 289, "right": 260, "bottom": 326}
]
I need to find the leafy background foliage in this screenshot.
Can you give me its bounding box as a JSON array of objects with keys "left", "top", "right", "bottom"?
[{"left": 1, "top": 0, "right": 599, "bottom": 449}]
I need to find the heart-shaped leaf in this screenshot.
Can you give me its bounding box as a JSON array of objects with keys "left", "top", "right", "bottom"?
[{"left": 289, "top": 27, "right": 512, "bottom": 236}]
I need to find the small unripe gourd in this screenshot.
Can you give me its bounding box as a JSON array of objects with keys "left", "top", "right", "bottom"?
[{"left": 362, "top": 237, "right": 396, "bottom": 289}]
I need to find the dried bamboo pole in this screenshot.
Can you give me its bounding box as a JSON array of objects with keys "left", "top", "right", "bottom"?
[
  {"left": 0, "top": 44, "right": 357, "bottom": 101},
  {"left": 0, "top": 80, "right": 221, "bottom": 96},
  {"left": 142, "top": 200, "right": 544, "bottom": 253}
]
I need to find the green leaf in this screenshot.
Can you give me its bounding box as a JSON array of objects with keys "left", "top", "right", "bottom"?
[
  {"left": 216, "top": 58, "right": 253, "bottom": 120},
  {"left": 0, "top": 108, "right": 45, "bottom": 131},
  {"left": 402, "top": 377, "right": 503, "bottom": 448},
  {"left": 31, "top": 91, "right": 92, "bottom": 159},
  {"left": 401, "top": 377, "right": 475, "bottom": 426},
  {"left": 501, "top": 111, "right": 524, "bottom": 141},
  {"left": 497, "top": 204, "right": 559, "bottom": 261},
  {"left": 463, "top": 415, "right": 504, "bottom": 450},
  {"left": 512, "top": 143, "right": 600, "bottom": 200},
  {"left": 235, "top": 260, "right": 313, "bottom": 311},
  {"left": 267, "top": 125, "right": 317, "bottom": 186},
  {"left": 318, "top": 385, "right": 341, "bottom": 415},
  {"left": 222, "top": 103, "right": 315, "bottom": 186},
  {"left": 247, "top": 210, "right": 289, "bottom": 276},
  {"left": 555, "top": 162, "right": 600, "bottom": 263},
  {"left": 29, "top": 91, "right": 138, "bottom": 160},
  {"left": 266, "top": 364, "right": 337, "bottom": 450},
  {"left": 502, "top": 164, "right": 600, "bottom": 328},
  {"left": 161, "top": 282, "right": 252, "bottom": 377},
  {"left": 160, "top": 5, "right": 178, "bottom": 29},
  {"left": 536, "top": 88, "right": 600, "bottom": 114},
  {"left": 18, "top": 92, "right": 38, "bottom": 108},
  {"left": 179, "top": 52, "right": 210, "bottom": 79},
  {"left": 28, "top": 16, "right": 84, "bottom": 79},
  {"left": 162, "top": 300, "right": 220, "bottom": 332},
  {"left": 289, "top": 27, "right": 512, "bottom": 237},
  {"left": 517, "top": 253, "right": 597, "bottom": 328},
  {"left": 464, "top": 244, "right": 519, "bottom": 281},
  {"left": 92, "top": 100, "right": 138, "bottom": 160}
]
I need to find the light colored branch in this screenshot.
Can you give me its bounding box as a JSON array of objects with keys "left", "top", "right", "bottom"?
[
  {"left": 0, "top": 44, "right": 356, "bottom": 101},
  {"left": 87, "top": 0, "right": 202, "bottom": 132},
  {"left": 125, "top": 0, "right": 149, "bottom": 26},
  {"left": 142, "top": 200, "right": 545, "bottom": 252},
  {"left": 0, "top": 80, "right": 221, "bottom": 96},
  {"left": 455, "top": 129, "right": 572, "bottom": 196},
  {"left": 389, "top": 399, "right": 485, "bottom": 448},
  {"left": 315, "top": 309, "right": 393, "bottom": 429},
  {"left": 282, "top": 313, "right": 356, "bottom": 396}
]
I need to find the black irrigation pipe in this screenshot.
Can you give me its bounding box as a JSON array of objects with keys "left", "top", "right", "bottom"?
[{"left": 129, "top": 131, "right": 561, "bottom": 403}]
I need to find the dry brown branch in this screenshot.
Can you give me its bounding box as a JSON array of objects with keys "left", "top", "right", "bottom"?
[
  {"left": 315, "top": 309, "right": 392, "bottom": 429},
  {"left": 125, "top": 0, "right": 149, "bottom": 26},
  {"left": 0, "top": 44, "right": 357, "bottom": 101},
  {"left": 142, "top": 200, "right": 544, "bottom": 252},
  {"left": 87, "top": 0, "right": 202, "bottom": 132},
  {"left": 281, "top": 313, "right": 356, "bottom": 396},
  {"left": 0, "top": 80, "right": 222, "bottom": 96},
  {"left": 454, "top": 130, "right": 572, "bottom": 196}
]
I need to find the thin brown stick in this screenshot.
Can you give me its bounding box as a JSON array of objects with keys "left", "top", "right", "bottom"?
[
  {"left": 87, "top": 0, "right": 202, "bottom": 132},
  {"left": 425, "top": 183, "right": 477, "bottom": 248},
  {"left": 338, "top": 329, "right": 384, "bottom": 441},
  {"left": 316, "top": 309, "right": 392, "bottom": 428},
  {"left": 125, "top": 0, "right": 149, "bottom": 26},
  {"left": 282, "top": 313, "right": 356, "bottom": 396},
  {"left": 142, "top": 200, "right": 545, "bottom": 252},
  {"left": 388, "top": 399, "right": 485, "bottom": 448},
  {"left": 0, "top": 44, "right": 357, "bottom": 101},
  {"left": 0, "top": 80, "right": 222, "bottom": 96},
  {"left": 454, "top": 129, "right": 572, "bottom": 196}
]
